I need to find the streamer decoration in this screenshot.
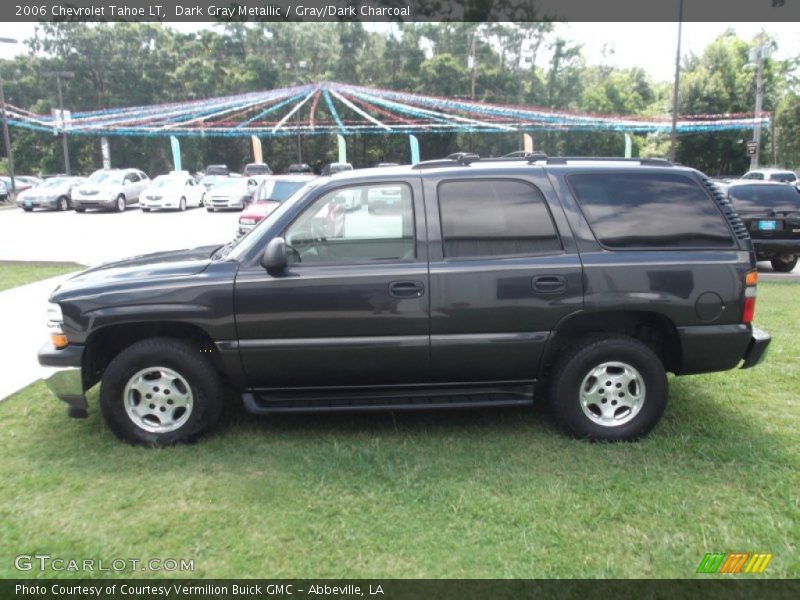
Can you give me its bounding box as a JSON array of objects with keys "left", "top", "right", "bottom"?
[{"left": 3, "top": 81, "right": 770, "bottom": 138}]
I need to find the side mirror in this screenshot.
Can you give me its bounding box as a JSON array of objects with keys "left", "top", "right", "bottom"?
[{"left": 260, "top": 237, "right": 287, "bottom": 274}]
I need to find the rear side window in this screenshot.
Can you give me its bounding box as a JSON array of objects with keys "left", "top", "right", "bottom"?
[
  {"left": 568, "top": 173, "right": 734, "bottom": 249},
  {"left": 438, "top": 179, "right": 561, "bottom": 259}
]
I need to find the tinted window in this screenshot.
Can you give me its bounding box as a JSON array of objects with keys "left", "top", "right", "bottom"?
[
  {"left": 769, "top": 172, "right": 797, "bottom": 183},
  {"left": 438, "top": 179, "right": 561, "bottom": 259},
  {"left": 742, "top": 172, "right": 764, "bottom": 180},
  {"left": 285, "top": 183, "right": 414, "bottom": 264},
  {"left": 729, "top": 184, "right": 800, "bottom": 212},
  {"left": 568, "top": 173, "right": 733, "bottom": 248}
]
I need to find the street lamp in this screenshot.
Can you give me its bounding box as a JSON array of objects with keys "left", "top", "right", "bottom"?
[
  {"left": 669, "top": 0, "right": 684, "bottom": 162},
  {"left": 746, "top": 42, "right": 771, "bottom": 170},
  {"left": 44, "top": 71, "right": 75, "bottom": 175},
  {"left": 0, "top": 36, "right": 18, "bottom": 198}
]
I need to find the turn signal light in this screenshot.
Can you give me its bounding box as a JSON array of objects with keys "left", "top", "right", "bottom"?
[
  {"left": 745, "top": 271, "right": 758, "bottom": 286},
  {"left": 50, "top": 333, "right": 68, "bottom": 349}
]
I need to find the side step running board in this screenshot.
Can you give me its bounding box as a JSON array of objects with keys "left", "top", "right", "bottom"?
[{"left": 242, "top": 384, "right": 534, "bottom": 414}]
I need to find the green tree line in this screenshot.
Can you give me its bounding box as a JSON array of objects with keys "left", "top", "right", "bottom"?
[{"left": 0, "top": 22, "right": 797, "bottom": 177}]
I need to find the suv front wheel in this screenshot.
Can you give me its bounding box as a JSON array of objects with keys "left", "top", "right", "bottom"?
[
  {"left": 99, "top": 337, "right": 223, "bottom": 446},
  {"left": 549, "top": 335, "right": 668, "bottom": 441}
]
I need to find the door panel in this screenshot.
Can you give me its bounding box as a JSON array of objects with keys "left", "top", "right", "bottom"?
[
  {"left": 424, "top": 174, "right": 583, "bottom": 382},
  {"left": 234, "top": 178, "right": 429, "bottom": 389}
]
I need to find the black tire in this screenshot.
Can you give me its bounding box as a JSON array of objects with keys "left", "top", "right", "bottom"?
[
  {"left": 22, "top": 206, "right": 33, "bottom": 212},
  {"left": 99, "top": 337, "right": 224, "bottom": 446},
  {"left": 141, "top": 207, "right": 151, "bottom": 212},
  {"left": 771, "top": 255, "right": 797, "bottom": 273},
  {"left": 206, "top": 207, "right": 215, "bottom": 212},
  {"left": 115, "top": 194, "right": 126, "bottom": 213},
  {"left": 179, "top": 197, "right": 186, "bottom": 212},
  {"left": 548, "top": 335, "right": 668, "bottom": 441},
  {"left": 57, "top": 196, "right": 70, "bottom": 211},
  {"left": 75, "top": 207, "right": 86, "bottom": 213}
]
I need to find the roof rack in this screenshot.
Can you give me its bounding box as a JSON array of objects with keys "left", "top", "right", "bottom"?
[{"left": 412, "top": 153, "right": 673, "bottom": 170}]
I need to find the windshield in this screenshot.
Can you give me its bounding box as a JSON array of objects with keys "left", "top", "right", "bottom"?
[
  {"left": 730, "top": 185, "right": 800, "bottom": 212},
  {"left": 246, "top": 164, "right": 271, "bottom": 175},
  {"left": 224, "top": 180, "right": 321, "bottom": 261},
  {"left": 152, "top": 176, "right": 180, "bottom": 188},
  {"left": 41, "top": 178, "right": 67, "bottom": 188},
  {"left": 206, "top": 166, "right": 228, "bottom": 176},
  {"left": 211, "top": 178, "right": 247, "bottom": 190},
  {"left": 257, "top": 180, "right": 307, "bottom": 202},
  {"left": 88, "top": 171, "right": 121, "bottom": 185}
]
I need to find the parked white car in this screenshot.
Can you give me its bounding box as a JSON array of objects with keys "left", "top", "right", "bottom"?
[
  {"left": 72, "top": 168, "right": 150, "bottom": 212},
  {"left": 205, "top": 177, "right": 259, "bottom": 211},
  {"left": 140, "top": 173, "right": 206, "bottom": 212}
]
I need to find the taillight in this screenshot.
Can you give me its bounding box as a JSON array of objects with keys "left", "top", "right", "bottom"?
[{"left": 742, "top": 270, "right": 758, "bottom": 324}]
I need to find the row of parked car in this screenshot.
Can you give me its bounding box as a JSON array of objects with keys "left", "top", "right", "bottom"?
[{"left": 11, "top": 160, "right": 360, "bottom": 214}]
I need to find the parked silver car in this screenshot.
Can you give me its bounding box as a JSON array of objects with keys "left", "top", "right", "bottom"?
[
  {"left": 72, "top": 168, "right": 150, "bottom": 212},
  {"left": 205, "top": 177, "right": 259, "bottom": 211},
  {"left": 17, "top": 176, "right": 87, "bottom": 211}
]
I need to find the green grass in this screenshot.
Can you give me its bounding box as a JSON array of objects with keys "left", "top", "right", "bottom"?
[
  {"left": 0, "top": 283, "right": 797, "bottom": 579},
  {"left": 0, "top": 261, "right": 84, "bottom": 292}
]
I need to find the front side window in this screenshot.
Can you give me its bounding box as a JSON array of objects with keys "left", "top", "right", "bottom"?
[
  {"left": 568, "top": 172, "right": 734, "bottom": 248},
  {"left": 742, "top": 172, "right": 765, "bottom": 180},
  {"left": 437, "top": 179, "right": 561, "bottom": 259},
  {"left": 284, "top": 183, "right": 415, "bottom": 264}
]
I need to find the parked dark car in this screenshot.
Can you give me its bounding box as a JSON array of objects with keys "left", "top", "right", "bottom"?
[
  {"left": 205, "top": 164, "right": 230, "bottom": 177},
  {"left": 243, "top": 162, "right": 272, "bottom": 177},
  {"left": 286, "top": 163, "right": 313, "bottom": 174},
  {"left": 727, "top": 180, "right": 800, "bottom": 272},
  {"left": 38, "top": 155, "right": 770, "bottom": 446},
  {"left": 321, "top": 162, "right": 354, "bottom": 176}
]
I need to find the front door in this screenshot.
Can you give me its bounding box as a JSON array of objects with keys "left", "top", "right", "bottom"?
[
  {"left": 424, "top": 173, "right": 584, "bottom": 382},
  {"left": 234, "top": 179, "right": 429, "bottom": 389}
]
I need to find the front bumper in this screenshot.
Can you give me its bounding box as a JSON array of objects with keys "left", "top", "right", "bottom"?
[
  {"left": 18, "top": 197, "right": 58, "bottom": 210},
  {"left": 37, "top": 343, "right": 87, "bottom": 418},
  {"left": 73, "top": 197, "right": 114, "bottom": 208},
  {"left": 740, "top": 326, "right": 771, "bottom": 369}
]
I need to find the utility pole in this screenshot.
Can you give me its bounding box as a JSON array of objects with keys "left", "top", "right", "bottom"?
[
  {"left": 468, "top": 31, "right": 477, "bottom": 152},
  {"left": 0, "top": 37, "right": 18, "bottom": 199},
  {"left": 669, "top": 0, "right": 684, "bottom": 162},
  {"left": 748, "top": 43, "right": 769, "bottom": 170},
  {"left": 45, "top": 71, "right": 74, "bottom": 175}
]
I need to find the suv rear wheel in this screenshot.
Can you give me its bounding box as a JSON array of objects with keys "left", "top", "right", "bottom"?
[
  {"left": 99, "top": 337, "right": 223, "bottom": 446},
  {"left": 771, "top": 254, "right": 797, "bottom": 273},
  {"left": 549, "top": 335, "right": 668, "bottom": 441}
]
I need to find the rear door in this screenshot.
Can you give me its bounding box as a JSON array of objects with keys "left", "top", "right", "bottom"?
[{"left": 423, "top": 171, "right": 583, "bottom": 383}]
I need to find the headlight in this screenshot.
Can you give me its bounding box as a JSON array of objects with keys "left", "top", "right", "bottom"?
[{"left": 46, "top": 302, "right": 68, "bottom": 348}]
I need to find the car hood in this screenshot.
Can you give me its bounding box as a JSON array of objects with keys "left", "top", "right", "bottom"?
[{"left": 51, "top": 245, "right": 221, "bottom": 300}]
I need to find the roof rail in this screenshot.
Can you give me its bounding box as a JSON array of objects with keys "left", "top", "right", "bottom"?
[
  {"left": 544, "top": 157, "right": 673, "bottom": 167},
  {"left": 412, "top": 152, "right": 480, "bottom": 170},
  {"left": 412, "top": 154, "right": 673, "bottom": 171}
]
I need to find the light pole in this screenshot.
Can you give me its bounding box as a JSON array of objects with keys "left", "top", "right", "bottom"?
[
  {"left": 0, "top": 37, "right": 18, "bottom": 199},
  {"left": 747, "top": 42, "right": 771, "bottom": 170},
  {"left": 669, "top": 0, "right": 684, "bottom": 162},
  {"left": 45, "top": 71, "right": 74, "bottom": 175}
]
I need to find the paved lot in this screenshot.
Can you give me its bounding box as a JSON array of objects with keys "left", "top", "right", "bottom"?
[{"left": 0, "top": 205, "right": 240, "bottom": 265}]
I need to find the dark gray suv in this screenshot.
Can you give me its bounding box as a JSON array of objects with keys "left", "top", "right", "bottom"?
[{"left": 38, "top": 154, "right": 770, "bottom": 445}]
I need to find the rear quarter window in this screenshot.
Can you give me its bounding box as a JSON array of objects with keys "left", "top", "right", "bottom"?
[{"left": 567, "top": 172, "right": 734, "bottom": 249}]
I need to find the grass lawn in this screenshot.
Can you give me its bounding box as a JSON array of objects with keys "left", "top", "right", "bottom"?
[
  {"left": 0, "top": 282, "right": 797, "bottom": 579},
  {"left": 0, "top": 261, "right": 84, "bottom": 293}
]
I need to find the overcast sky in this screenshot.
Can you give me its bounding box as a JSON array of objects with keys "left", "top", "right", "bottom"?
[{"left": 0, "top": 21, "right": 797, "bottom": 84}]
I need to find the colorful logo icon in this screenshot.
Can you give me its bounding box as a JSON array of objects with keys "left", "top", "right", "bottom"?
[{"left": 696, "top": 552, "right": 772, "bottom": 574}]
